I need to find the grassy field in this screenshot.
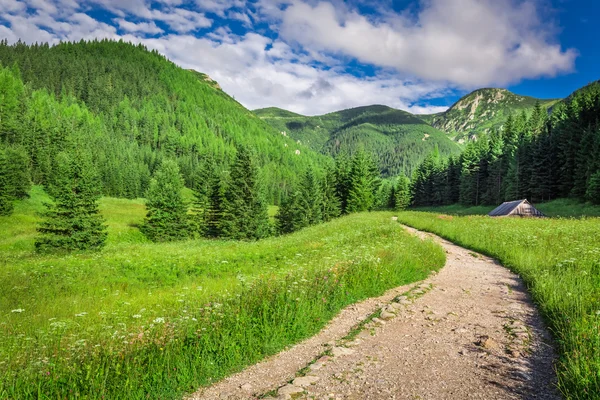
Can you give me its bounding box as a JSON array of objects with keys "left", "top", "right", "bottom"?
[
  {"left": 413, "top": 198, "right": 600, "bottom": 218},
  {"left": 0, "top": 189, "right": 445, "bottom": 399},
  {"left": 396, "top": 211, "right": 600, "bottom": 399}
]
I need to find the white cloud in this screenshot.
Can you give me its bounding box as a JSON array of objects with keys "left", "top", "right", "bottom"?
[
  {"left": 278, "top": 0, "right": 576, "bottom": 87},
  {"left": 115, "top": 18, "right": 164, "bottom": 34}
]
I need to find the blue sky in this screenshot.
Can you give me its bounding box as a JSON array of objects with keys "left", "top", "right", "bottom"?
[{"left": 0, "top": 0, "right": 594, "bottom": 115}]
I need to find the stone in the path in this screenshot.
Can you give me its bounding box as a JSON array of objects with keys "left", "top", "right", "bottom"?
[
  {"left": 380, "top": 310, "right": 396, "bottom": 320},
  {"left": 292, "top": 375, "right": 320, "bottom": 387},
  {"left": 331, "top": 346, "right": 355, "bottom": 357},
  {"left": 476, "top": 335, "right": 499, "bottom": 351},
  {"left": 278, "top": 384, "right": 304, "bottom": 396},
  {"left": 240, "top": 383, "right": 253, "bottom": 391}
]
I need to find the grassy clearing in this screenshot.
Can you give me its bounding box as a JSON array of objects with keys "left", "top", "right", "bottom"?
[
  {"left": 0, "top": 189, "right": 444, "bottom": 399},
  {"left": 396, "top": 211, "right": 600, "bottom": 399},
  {"left": 412, "top": 198, "right": 600, "bottom": 218}
]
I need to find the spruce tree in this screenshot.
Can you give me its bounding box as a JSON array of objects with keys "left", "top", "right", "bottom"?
[
  {"left": 334, "top": 152, "right": 352, "bottom": 214},
  {"left": 203, "top": 166, "right": 226, "bottom": 238},
  {"left": 346, "top": 150, "right": 379, "bottom": 213},
  {"left": 586, "top": 171, "right": 600, "bottom": 204},
  {"left": 276, "top": 188, "right": 304, "bottom": 234},
  {"left": 220, "top": 146, "right": 271, "bottom": 240},
  {"left": 4, "top": 145, "right": 31, "bottom": 199},
  {"left": 141, "top": 159, "right": 189, "bottom": 242},
  {"left": 298, "top": 168, "right": 323, "bottom": 226},
  {"left": 321, "top": 164, "right": 341, "bottom": 222},
  {"left": 35, "top": 152, "right": 107, "bottom": 251},
  {"left": 395, "top": 175, "right": 412, "bottom": 210},
  {"left": 0, "top": 149, "right": 14, "bottom": 215}
]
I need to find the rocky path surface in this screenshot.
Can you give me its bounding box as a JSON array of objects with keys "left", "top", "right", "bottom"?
[{"left": 191, "top": 225, "right": 559, "bottom": 400}]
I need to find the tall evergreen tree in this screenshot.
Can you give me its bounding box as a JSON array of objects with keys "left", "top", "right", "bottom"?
[
  {"left": 0, "top": 149, "right": 14, "bottom": 215},
  {"left": 346, "top": 150, "right": 380, "bottom": 213},
  {"left": 395, "top": 175, "right": 412, "bottom": 210},
  {"left": 220, "top": 146, "right": 271, "bottom": 240},
  {"left": 298, "top": 168, "right": 323, "bottom": 226},
  {"left": 335, "top": 152, "right": 352, "bottom": 214},
  {"left": 321, "top": 164, "right": 341, "bottom": 222},
  {"left": 276, "top": 188, "right": 304, "bottom": 234},
  {"left": 35, "top": 152, "right": 107, "bottom": 251},
  {"left": 141, "top": 159, "right": 189, "bottom": 242}
]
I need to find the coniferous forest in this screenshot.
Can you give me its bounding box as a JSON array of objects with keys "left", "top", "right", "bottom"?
[{"left": 410, "top": 82, "right": 600, "bottom": 207}]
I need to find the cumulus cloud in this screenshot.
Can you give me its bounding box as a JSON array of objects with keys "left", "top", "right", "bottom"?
[
  {"left": 0, "top": 0, "right": 578, "bottom": 115},
  {"left": 278, "top": 0, "right": 576, "bottom": 87}
]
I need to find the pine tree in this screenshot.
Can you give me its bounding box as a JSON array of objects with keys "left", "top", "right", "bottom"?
[
  {"left": 321, "top": 164, "right": 341, "bottom": 222},
  {"left": 220, "top": 146, "right": 271, "bottom": 240},
  {"left": 0, "top": 149, "right": 14, "bottom": 215},
  {"left": 276, "top": 188, "right": 304, "bottom": 234},
  {"left": 586, "top": 171, "right": 600, "bottom": 204},
  {"left": 141, "top": 159, "right": 189, "bottom": 242},
  {"left": 35, "top": 152, "right": 107, "bottom": 251},
  {"left": 203, "top": 167, "right": 226, "bottom": 238},
  {"left": 395, "top": 175, "right": 412, "bottom": 210},
  {"left": 346, "top": 150, "right": 379, "bottom": 213},
  {"left": 335, "top": 152, "right": 352, "bottom": 214},
  {"left": 190, "top": 158, "right": 215, "bottom": 236},
  {"left": 4, "top": 145, "right": 31, "bottom": 199},
  {"left": 298, "top": 168, "right": 323, "bottom": 226}
]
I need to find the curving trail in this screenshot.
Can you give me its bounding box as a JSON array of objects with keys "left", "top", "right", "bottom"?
[{"left": 190, "top": 225, "right": 559, "bottom": 400}]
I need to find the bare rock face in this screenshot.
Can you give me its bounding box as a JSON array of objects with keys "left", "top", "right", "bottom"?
[{"left": 278, "top": 384, "right": 303, "bottom": 396}]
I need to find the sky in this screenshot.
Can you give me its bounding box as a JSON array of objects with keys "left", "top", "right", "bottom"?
[{"left": 0, "top": 0, "right": 597, "bottom": 115}]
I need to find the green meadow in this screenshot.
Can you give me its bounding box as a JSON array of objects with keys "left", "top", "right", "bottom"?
[
  {"left": 396, "top": 211, "right": 600, "bottom": 399},
  {"left": 0, "top": 188, "right": 444, "bottom": 399}
]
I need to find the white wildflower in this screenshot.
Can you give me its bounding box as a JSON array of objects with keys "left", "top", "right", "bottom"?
[
  {"left": 154, "top": 317, "right": 165, "bottom": 324},
  {"left": 11, "top": 309, "right": 25, "bottom": 313},
  {"left": 132, "top": 314, "right": 142, "bottom": 319}
]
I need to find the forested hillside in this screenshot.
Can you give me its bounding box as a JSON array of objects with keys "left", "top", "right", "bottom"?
[
  {"left": 0, "top": 40, "right": 328, "bottom": 203},
  {"left": 421, "top": 88, "right": 559, "bottom": 142},
  {"left": 411, "top": 81, "right": 600, "bottom": 207},
  {"left": 254, "top": 105, "right": 461, "bottom": 177}
]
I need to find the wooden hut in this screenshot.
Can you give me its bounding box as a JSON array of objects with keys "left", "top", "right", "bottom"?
[{"left": 488, "top": 199, "right": 544, "bottom": 217}]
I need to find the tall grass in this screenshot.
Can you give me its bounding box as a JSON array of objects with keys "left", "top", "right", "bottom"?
[
  {"left": 0, "top": 190, "right": 444, "bottom": 399},
  {"left": 397, "top": 212, "right": 600, "bottom": 399}
]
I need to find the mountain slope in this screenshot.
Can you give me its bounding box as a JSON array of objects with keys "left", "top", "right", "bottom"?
[
  {"left": 423, "top": 88, "right": 559, "bottom": 142},
  {"left": 254, "top": 105, "right": 461, "bottom": 177},
  {"left": 0, "top": 40, "right": 328, "bottom": 202}
]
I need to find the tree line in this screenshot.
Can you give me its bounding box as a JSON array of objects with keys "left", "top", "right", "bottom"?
[
  {"left": 410, "top": 81, "right": 600, "bottom": 207},
  {"left": 28, "top": 145, "right": 411, "bottom": 252}
]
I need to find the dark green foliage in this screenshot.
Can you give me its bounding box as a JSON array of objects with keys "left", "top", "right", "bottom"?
[
  {"left": 587, "top": 171, "right": 600, "bottom": 204},
  {"left": 335, "top": 152, "right": 352, "bottom": 214},
  {"left": 299, "top": 168, "right": 323, "bottom": 226},
  {"left": 321, "top": 164, "right": 341, "bottom": 222},
  {"left": 220, "top": 147, "right": 271, "bottom": 240},
  {"left": 411, "top": 81, "right": 600, "bottom": 208},
  {"left": 141, "top": 160, "right": 189, "bottom": 242},
  {"left": 346, "top": 150, "right": 380, "bottom": 213},
  {"left": 4, "top": 145, "right": 31, "bottom": 199},
  {"left": 276, "top": 189, "right": 304, "bottom": 234},
  {"left": 35, "top": 152, "right": 107, "bottom": 251},
  {"left": 395, "top": 175, "right": 412, "bottom": 210},
  {"left": 0, "top": 149, "right": 14, "bottom": 215}
]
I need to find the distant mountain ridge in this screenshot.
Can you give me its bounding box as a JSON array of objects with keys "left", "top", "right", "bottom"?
[
  {"left": 254, "top": 104, "right": 462, "bottom": 178},
  {"left": 421, "top": 88, "right": 560, "bottom": 142}
]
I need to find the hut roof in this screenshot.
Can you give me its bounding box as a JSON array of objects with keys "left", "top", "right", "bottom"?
[{"left": 488, "top": 199, "right": 544, "bottom": 217}]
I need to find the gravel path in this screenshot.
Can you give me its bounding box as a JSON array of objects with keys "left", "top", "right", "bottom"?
[{"left": 190, "top": 225, "right": 559, "bottom": 400}]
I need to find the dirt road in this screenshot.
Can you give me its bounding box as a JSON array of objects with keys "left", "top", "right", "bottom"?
[{"left": 191, "top": 225, "right": 559, "bottom": 400}]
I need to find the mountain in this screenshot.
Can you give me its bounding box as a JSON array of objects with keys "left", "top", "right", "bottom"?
[
  {"left": 254, "top": 105, "right": 462, "bottom": 177},
  {"left": 422, "top": 88, "right": 560, "bottom": 142},
  {"left": 0, "top": 40, "right": 328, "bottom": 203}
]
